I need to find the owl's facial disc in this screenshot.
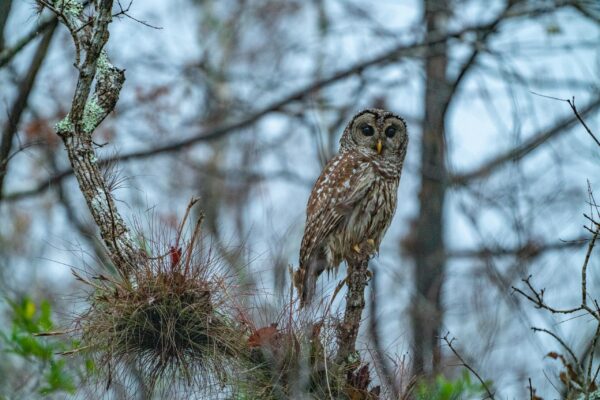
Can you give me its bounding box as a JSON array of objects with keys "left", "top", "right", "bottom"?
[{"left": 344, "top": 109, "right": 408, "bottom": 157}]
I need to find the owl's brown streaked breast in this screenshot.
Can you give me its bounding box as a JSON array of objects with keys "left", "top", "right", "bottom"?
[{"left": 326, "top": 171, "right": 399, "bottom": 269}]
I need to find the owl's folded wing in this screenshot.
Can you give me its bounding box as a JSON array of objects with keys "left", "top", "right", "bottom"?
[{"left": 300, "top": 154, "right": 375, "bottom": 266}]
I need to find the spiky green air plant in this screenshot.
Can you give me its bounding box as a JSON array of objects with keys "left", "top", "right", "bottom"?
[{"left": 73, "top": 199, "right": 249, "bottom": 394}]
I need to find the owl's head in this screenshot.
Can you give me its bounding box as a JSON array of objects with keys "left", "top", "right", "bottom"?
[{"left": 339, "top": 109, "right": 408, "bottom": 160}]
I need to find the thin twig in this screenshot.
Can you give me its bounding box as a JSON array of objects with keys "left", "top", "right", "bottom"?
[
  {"left": 581, "top": 223, "right": 600, "bottom": 307},
  {"left": 528, "top": 378, "right": 534, "bottom": 400},
  {"left": 452, "top": 94, "right": 600, "bottom": 185},
  {"left": 37, "top": 0, "right": 83, "bottom": 68},
  {"left": 531, "top": 91, "right": 600, "bottom": 148},
  {"left": 586, "top": 322, "right": 600, "bottom": 391},
  {"left": 532, "top": 327, "right": 582, "bottom": 375},
  {"left": 512, "top": 274, "right": 599, "bottom": 320},
  {"left": 115, "top": 0, "right": 162, "bottom": 29},
  {"left": 442, "top": 333, "right": 495, "bottom": 399}
]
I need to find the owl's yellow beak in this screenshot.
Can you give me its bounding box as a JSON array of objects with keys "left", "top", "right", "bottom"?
[{"left": 376, "top": 139, "right": 383, "bottom": 154}]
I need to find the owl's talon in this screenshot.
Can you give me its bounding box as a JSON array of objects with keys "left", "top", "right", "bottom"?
[
  {"left": 353, "top": 244, "right": 361, "bottom": 254},
  {"left": 363, "top": 238, "right": 377, "bottom": 255}
]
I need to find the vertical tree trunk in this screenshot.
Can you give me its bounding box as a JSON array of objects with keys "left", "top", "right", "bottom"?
[{"left": 410, "top": 0, "right": 451, "bottom": 376}]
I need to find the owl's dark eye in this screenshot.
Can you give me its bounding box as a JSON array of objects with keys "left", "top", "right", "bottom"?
[
  {"left": 360, "top": 124, "right": 374, "bottom": 136},
  {"left": 385, "top": 126, "right": 397, "bottom": 138}
]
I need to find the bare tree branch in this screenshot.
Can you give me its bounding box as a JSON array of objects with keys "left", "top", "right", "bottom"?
[
  {"left": 0, "top": 19, "right": 57, "bottom": 199},
  {"left": 446, "top": 237, "right": 588, "bottom": 260},
  {"left": 442, "top": 1, "right": 513, "bottom": 117},
  {"left": 513, "top": 215, "right": 600, "bottom": 320},
  {"left": 532, "top": 327, "right": 582, "bottom": 374},
  {"left": 451, "top": 94, "right": 600, "bottom": 185},
  {"left": 442, "top": 333, "right": 496, "bottom": 399},
  {"left": 6, "top": 13, "right": 591, "bottom": 203},
  {"left": 530, "top": 92, "right": 600, "bottom": 148},
  {"left": 0, "top": 15, "right": 57, "bottom": 68}
]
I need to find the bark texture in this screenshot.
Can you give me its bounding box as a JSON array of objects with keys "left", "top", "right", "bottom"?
[
  {"left": 54, "top": 0, "right": 140, "bottom": 274},
  {"left": 336, "top": 256, "right": 370, "bottom": 365}
]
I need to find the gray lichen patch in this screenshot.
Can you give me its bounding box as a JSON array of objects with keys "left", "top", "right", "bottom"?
[
  {"left": 96, "top": 51, "right": 112, "bottom": 77},
  {"left": 82, "top": 99, "right": 105, "bottom": 133},
  {"left": 55, "top": 115, "right": 74, "bottom": 133},
  {"left": 54, "top": 0, "right": 83, "bottom": 19},
  {"left": 90, "top": 192, "right": 108, "bottom": 215}
]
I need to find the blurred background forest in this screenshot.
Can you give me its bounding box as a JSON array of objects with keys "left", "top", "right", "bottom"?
[{"left": 1, "top": 0, "right": 600, "bottom": 398}]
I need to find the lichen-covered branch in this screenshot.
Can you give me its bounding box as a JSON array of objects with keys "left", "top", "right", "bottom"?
[{"left": 51, "top": 0, "right": 140, "bottom": 274}]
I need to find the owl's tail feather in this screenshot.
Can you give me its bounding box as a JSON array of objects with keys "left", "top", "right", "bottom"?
[
  {"left": 294, "top": 257, "right": 326, "bottom": 308},
  {"left": 293, "top": 267, "right": 315, "bottom": 308}
]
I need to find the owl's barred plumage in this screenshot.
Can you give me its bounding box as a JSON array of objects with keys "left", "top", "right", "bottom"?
[{"left": 295, "top": 109, "right": 409, "bottom": 307}]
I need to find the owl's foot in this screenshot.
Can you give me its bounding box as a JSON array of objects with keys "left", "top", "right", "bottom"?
[
  {"left": 366, "top": 238, "right": 376, "bottom": 252},
  {"left": 352, "top": 239, "right": 377, "bottom": 256},
  {"left": 364, "top": 238, "right": 377, "bottom": 255}
]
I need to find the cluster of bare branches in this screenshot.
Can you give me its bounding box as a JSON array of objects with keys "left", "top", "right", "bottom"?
[{"left": 512, "top": 110, "right": 600, "bottom": 398}]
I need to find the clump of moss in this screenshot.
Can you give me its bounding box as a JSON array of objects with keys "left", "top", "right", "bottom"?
[{"left": 73, "top": 199, "right": 248, "bottom": 393}]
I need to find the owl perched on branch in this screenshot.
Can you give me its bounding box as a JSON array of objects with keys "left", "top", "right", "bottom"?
[{"left": 294, "top": 109, "right": 409, "bottom": 307}]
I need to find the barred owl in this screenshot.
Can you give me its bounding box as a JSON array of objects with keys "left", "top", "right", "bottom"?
[{"left": 294, "top": 109, "right": 408, "bottom": 307}]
